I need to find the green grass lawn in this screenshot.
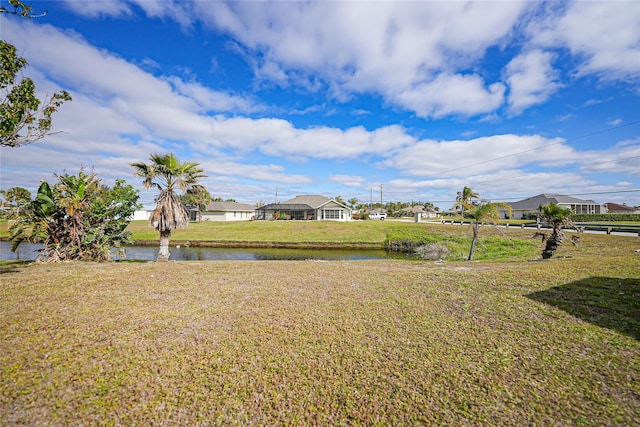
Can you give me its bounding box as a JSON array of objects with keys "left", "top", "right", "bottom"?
[
  {"left": 126, "top": 219, "right": 396, "bottom": 243},
  {"left": 1, "top": 247, "right": 639, "bottom": 425}
]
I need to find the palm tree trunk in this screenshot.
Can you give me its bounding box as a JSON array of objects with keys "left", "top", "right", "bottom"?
[
  {"left": 542, "top": 227, "right": 562, "bottom": 259},
  {"left": 468, "top": 224, "right": 479, "bottom": 261},
  {"left": 157, "top": 229, "right": 171, "bottom": 261}
]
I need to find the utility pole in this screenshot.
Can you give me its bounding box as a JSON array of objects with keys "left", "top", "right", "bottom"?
[
  {"left": 275, "top": 187, "right": 279, "bottom": 204},
  {"left": 369, "top": 187, "right": 373, "bottom": 210},
  {"left": 380, "top": 184, "right": 383, "bottom": 209}
]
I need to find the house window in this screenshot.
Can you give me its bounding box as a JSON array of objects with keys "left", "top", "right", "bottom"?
[{"left": 324, "top": 209, "right": 341, "bottom": 219}]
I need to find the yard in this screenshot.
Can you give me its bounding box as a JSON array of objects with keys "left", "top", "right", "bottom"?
[{"left": 1, "top": 231, "right": 638, "bottom": 425}]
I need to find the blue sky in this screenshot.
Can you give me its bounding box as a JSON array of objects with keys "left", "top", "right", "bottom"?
[{"left": 1, "top": 0, "right": 639, "bottom": 209}]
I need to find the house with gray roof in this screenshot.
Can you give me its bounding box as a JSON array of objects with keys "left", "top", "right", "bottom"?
[
  {"left": 505, "top": 194, "right": 606, "bottom": 219},
  {"left": 256, "top": 195, "right": 352, "bottom": 221},
  {"left": 193, "top": 201, "right": 257, "bottom": 222},
  {"left": 401, "top": 205, "right": 440, "bottom": 219}
]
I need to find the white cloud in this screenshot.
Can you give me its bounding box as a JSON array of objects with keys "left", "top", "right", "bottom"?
[
  {"left": 381, "top": 134, "right": 574, "bottom": 178},
  {"left": 329, "top": 175, "right": 366, "bottom": 188},
  {"left": 394, "top": 73, "right": 505, "bottom": 119},
  {"left": 166, "top": 77, "right": 261, "bottom": 114},
  {"left": 529, "top": 1, "right": 640, "bottom": 81},
  {"left": 504, "top": 50, "right": 562, "bottom": 115},
  {"left": 194, "top": 1, "right": 528, "bottom": 117},
  {"left": 62, "top": 0, "right": 193, "bottom": 28},
  {"left": 579, "top": 140, "right": 640, "bottom": 176},
  {"left": 58, "top": 1, "right": 640, "bottom": 119},
  {"left": 61, "top": 0, "right": 132, "bottom": 18}
]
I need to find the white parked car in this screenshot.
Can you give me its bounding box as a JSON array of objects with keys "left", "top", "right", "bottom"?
[{"left": 369, "top": 213, "right": 387, "bottom": 220}]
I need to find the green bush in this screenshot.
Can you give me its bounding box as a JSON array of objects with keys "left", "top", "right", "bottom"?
[{"left": 571, "top": 213, "right": 640, "bottom": 222}]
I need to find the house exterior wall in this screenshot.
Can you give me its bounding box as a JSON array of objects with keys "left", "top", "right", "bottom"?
[
  {"left": 201, "top": 210, "right": 254, "bottom": 221},
  {"left": 318, "top": 201, "right": 351, "bottom": 221},
  {"left": 133, "top": 210, "right": 152, "bottom": 221}
]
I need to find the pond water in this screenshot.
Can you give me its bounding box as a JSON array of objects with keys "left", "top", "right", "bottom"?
[{"left": 1, "top": 241, "right": 405, "bottom": 261}]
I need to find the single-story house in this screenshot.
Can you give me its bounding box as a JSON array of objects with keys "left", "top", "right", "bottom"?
[
  {"left": 192, "top": 201, "right": 256, "bottom": 222},
  {"left": 402, "top": 205, "right": 440, "bottom": 219},
  {"left": 132, "top": 210, "right": 153, "bottom": 221},
  {"left": 605, "top": 202, "right": 640, "bottom": 214},
  {"left": 504, "top": 194, "right": 606, "bottom": 219},
  {"left": 256, "top": 195, "right": 352, "bottom": 221}
]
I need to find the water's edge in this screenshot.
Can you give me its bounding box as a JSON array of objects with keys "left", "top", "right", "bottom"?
[
  {"left": 1, "top": 241, "right": 404, "bottom": 261},
  {"left": 133, "top": 240, "right": 384, "bottom": 249}
]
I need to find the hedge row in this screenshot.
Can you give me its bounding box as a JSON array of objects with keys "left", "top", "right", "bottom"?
[{"left": 571, "top": 213, "right": 640, "bottom": 222}]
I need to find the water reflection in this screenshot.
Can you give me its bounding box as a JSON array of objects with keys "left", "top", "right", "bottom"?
[{"left": 1, "top": 241, "right": 402, "bottom": 261}]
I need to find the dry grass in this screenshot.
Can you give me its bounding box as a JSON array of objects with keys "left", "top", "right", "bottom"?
[{"left": 1, "top": 239, "right": 639, "bottom": 425}]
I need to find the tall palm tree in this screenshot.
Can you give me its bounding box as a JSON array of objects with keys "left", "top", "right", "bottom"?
[
  {"left": 454, "top": 186, "right": 480, "bottom": 219},
  {"left": 467, "top": 201, "right": 512, "bottom": 261},
  {"left": 131, "top": 153, "right": 206, "bottom": 261},
  {"left": 538, "top": 203, "right": 573, "bottom": 259}
]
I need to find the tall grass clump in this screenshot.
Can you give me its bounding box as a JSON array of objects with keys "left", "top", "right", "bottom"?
[{"left": 385, "top": 225, "right": 538, "bottom": 261}]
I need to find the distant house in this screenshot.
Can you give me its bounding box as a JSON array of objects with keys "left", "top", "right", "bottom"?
[
  {"left": 193, "top": 201, "right": 256, "bottom": 222},
  {"left": 132, "top": 210, "right": 153, "bottom": 221},
  {"left": 605, "top": 203, "right": 640, "bottom": 214},
  {"left": 505, "top": 194, "right": 606, "bottom": 219},
  {"left": 402, "top": 205, "right": 440, "bottom": 219},
  {"left": 256, "top": 195, "right": 351, "bottom": 221}
]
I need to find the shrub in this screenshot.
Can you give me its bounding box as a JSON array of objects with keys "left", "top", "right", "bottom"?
[{"left": 571, "top": 213, "right": 640, "bottom": 222}]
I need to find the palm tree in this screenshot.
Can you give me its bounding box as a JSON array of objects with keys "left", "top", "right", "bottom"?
[
  {"left": 454, "top": 186, "right": 480, "bottom": 219},
  {"left": 131, "top": 153, "right": 206, "bottom": 261},
  {"left": 467, "top": 201, "right": 512, "bottom": 261},
  {"left": 183, "top": 186, "right": 213, "bottom": 223},
  {"left": 538, "top": 203, "right": 573, "bottom": 259}
]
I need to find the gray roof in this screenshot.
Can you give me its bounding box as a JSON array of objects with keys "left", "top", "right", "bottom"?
[
  {"left": 258, "top": 195, "right": 350, "bottom": 211},
  {"left": 204, "top": 201, "right": 256, "bottom": 212},
  {"left": 283, "top": 195, "right": 331, "bottom": 208},
  {"left": 509, "top": 194, "right": 598, "bottom": 211}
]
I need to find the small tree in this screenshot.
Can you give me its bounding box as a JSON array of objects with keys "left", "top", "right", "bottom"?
[
  {"left": 3, "top": 186, "right": 31, "bottom": 208},
  {"left": 183, "top": 186, "right": 213, "bottom": 223},
  {"left": 454, "top": 186, "right": 479, "bottom": 219},
  {"left": 539, "top": 203, "right": 573, "bottom": 259},
  {"left": 131, "top": 153, "right": 206, "bottom": 261},
  {"left": 9, "top": 170, "right": 140, "bottom": 261},
  {"left": 1, "top": 1, "right": 71, "bottom": 147},
  {"left": 467, "top": 200, "right": 512, "bottom": 261}
]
